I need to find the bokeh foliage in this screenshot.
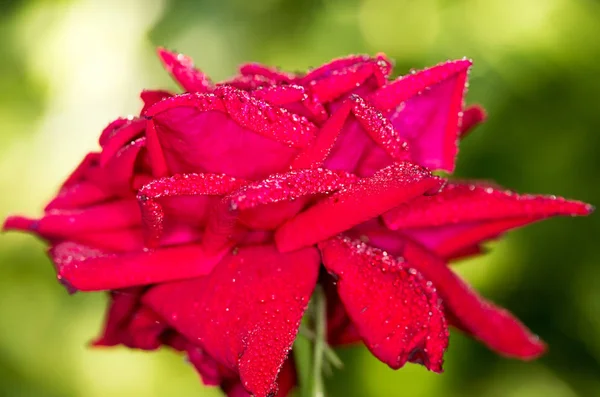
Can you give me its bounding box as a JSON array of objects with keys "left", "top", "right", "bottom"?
[{"left": 0, "top": 0, "right": 598, "bottom": 396}]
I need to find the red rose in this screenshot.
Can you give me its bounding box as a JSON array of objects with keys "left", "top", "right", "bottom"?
[{"left": 4, "top": 48, "right": 592, "bottom": 397}]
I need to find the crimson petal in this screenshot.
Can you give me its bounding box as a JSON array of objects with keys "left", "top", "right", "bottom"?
[
  {"left": 252, "top": 85, "right": 306, "bottom": 106},
  {"left": 49, "top": 242, "right": 224, "bottom": 291},
  {"left": 218, "top": 358, "right": 296, "bottom": 397},
  {"left": 229, "top": 168, "right": 358, "bottom": 229},
  {"left": 239, "top": 63, "right": 295, "bottom": 83},
  {"left": 299, "top": 54, "right": 392, "bottom": 102},
  {"left": 370, "top": 60, "right": 472, "bottom": 172},
  {"left": 99, "top": 118, "right": 146, "bottom": 166},
  {"left": 157, "top": 48, "right": 213, "bottom": 93},
  {"left": 144, "top": 245, "right": 319, "bottom": 397},
  {"left": 61, "top": 152, "right": 100, "bottom": 187},
  {"left": 137, "top": 173, "right": 247, "bottom": 247},
  {"left": 44, "top": 181, "right": 111, "bottom": 211},
  {"left": 74, "top": 228, "right": 145, "bottom": 252},
  {"left": 319, "top": 236, "right": 448, "bottom": 371},
  {"left": 459, "top": 105, "right": 487, "bottom": 138},
  {"left": 383, "top": 182, "right": 593, "bottom": 258},
  {"left": 140, "top": 89, "right": 173, "bottom": 114},
  {"left": 301, "top": 54, "right": 389, "bottom": 81},
  {"left": 307, "top": 95, "right": 409, "bottom": 176},
  {"left": 186, "top": 345, "right": 229, "bottom": 387},
  {"left": 145, "top": 88, "right": 317, "bottom": 178},
  {"left": 291, "top": 100, "right": 353, "bottom": 169},
  {"left": 4, "top": 199, "right": 141, "bottom": 240},
  {"left": 93, "top": 288, "right": 144, "bottom": 347},
  {"left": 402, "top": 240, "right": 547, "bottom": 359},
  {"left": 275, "top": 162, "right": 443, "bottom": 252},
  {"left": 93, "top": 138, "right": 146, "bottom": 195},
  {"left": 346, "top": 95, "right": 409, "bottom": 162}
]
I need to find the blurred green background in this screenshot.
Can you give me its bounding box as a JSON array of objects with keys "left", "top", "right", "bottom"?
[{"left": 1, "top": 0, "right": 599, "bottom": 396}]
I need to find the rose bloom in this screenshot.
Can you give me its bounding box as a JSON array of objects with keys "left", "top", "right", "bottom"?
[{"left": 4, "top": 48, "right": 593, "bottom": 397}]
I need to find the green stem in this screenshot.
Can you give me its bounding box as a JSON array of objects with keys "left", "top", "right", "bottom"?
[
  {"left": 293, "top": 331, "right": 313, "bottom": 397},
  {"left": 299, "top": 325, "right": 343, "bottom": 370},
  {"left": 295, "top": 285, "right": 339, "bottom": 397},
  {"left": 311, "top": 284, "right": 326, "bottom": 397}
]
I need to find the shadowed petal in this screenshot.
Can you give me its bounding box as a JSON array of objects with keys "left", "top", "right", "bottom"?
[
  {"left": 324, "top": 276, "right": 362, "bottom": 346},
  {"left": 186, "top": 345, "right": 229, "bottom": 386},
  {"left": 93, "top": 288, "right": 144, "bottom": 347},
  {"left": 144, "top": 244, "right": 319, "bottom": 397},
  {"left": 319, "top": 236, "right": 448, "bottom": 371}
]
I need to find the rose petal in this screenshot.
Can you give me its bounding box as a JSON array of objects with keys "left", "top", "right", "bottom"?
[
  {"left": 61, "top": 152, "right": 101, "bottom": 187},
  {"left": 319, "top": 236, "right": 448, "bottom": 371},
  {"left": 252, "top": 85, "right": 305, "bottom": 105},
  {"left": 99, "top": 118, "right": 146, "bottom": 166},
  {"left": 140, "top": 89, "right": 173, "bottom": 114},
  {"left": 137, "top": 173, "right": 247, "bottom": 247},
  {"left": 99, "top": 120, "right": 129, "bottom": 147},
  {"left": 229, "top": 168, "right": 358, "bottom": 229},
  {"left": 4, "top": 199, "right": 141, "bottom": 241},
  {"left": 145, "top": 88, "right": 317, "bottom": 178},
  {"left": 157, "top": 47, "right": 213, "bottom": 93},
  {"left": 301, "top": 54, "right": 389, "bottom": 82},
  {"left": 324, "top": 277, "right": 362, "bottom": 346},
  {"left": 93, "top": 288, "right": 144, "bottom": 347},
  {"left": 144, "top": 119, "right": 170, "bottom": 178},
  {"left": 224, "top": 74, "right": 275, "bottom": 91},
  {"left": 49, "top": 242, "right": 225, "bottom": 291},
  {"left": 306, "top": 95, "right": 409, "bottom": 175},
  {"left": 144, "top": 244, "right": 319, "bottom": 397},
  {"left": 218, "top": 358, "right": 296, "bottom": 397},
  {"left": 122, "top": 306, "right": 168, "bottom": 350},
  {"left": 44, "top": 181, "right": 111, "bottom": 211},
  {"left": 402, "top": 240, "right": 547, "bottom": 359},
  {"left": 291, "top": 100, "right": 353, "bottom": 169},
  {"left": 89, "top": 138, "right": 146, "bottom": 194},
  {"left": 383, "top": 182, "right": 593, "bottom": 258},
  {"left": 404, "top": 218, "right": 531, "bottom": 259},
  {"left": 370, "top": 60, "right": 472, "bottom": 172},
  {"left": 459, "top": 105, "right": 487, "bottom": 138},
  {"left": 187, "top": 345, "right": 228, "bottom": 386},
  {"left": 275, "top": 162, "right": 443, "bottom": 252},
  {"left": 75, "top": 228, "right": 145, "bottom": 252},
  {"left": 300, "top": 54, "right": 392, "bottom": 102},
  {"left": 239, "top": 63, "right": 295, "bottom": 83},
  {"left": 346, "top": 95, "right": 409, "bottom": 162}
]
